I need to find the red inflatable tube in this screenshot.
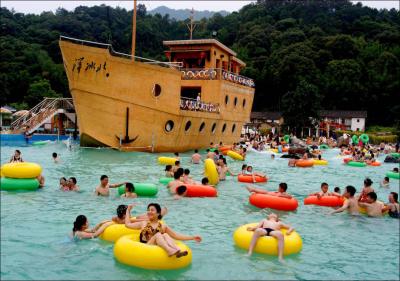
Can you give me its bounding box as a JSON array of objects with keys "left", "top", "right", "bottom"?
[
  {"left": 368, "top": 161, "right": 381, "bottom": 166},
  {"left": 219, "top": 146, "right": 232, "bottom": 152},
  {"left": 343, "top": 158, "right": 352, "bottom": 164},
  {"left": 238, "top": 174, "right": 268, "bottom": 183},
  {"left": 249, "top": 193, "right": 298, "bottom": 211},
  {"left": 184, "top": 185, "right": 217, "bottom": 197},
  {"left": 304, "top": 196, "right": 344, "bottom": 207}
]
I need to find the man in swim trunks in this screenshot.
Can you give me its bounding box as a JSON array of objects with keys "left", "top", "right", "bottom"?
[
  {"left": 95, "top": 175, "right": 126, "bottom": 196},
  {"left": 330, "top": 185, "right": 359, "bottom": 215},
  {"left": 68, "top": 177, "right": 79, "bottom": 192},
  {"left": 246, "top": 213, "right": 294, "bottom": 262},
  {"left": 167, "top": 171, "right": 184, "bottom": 194},
  {"left": 246, "top": 183, "right": 292, "bottom": 199},
  {"left": 358, "top": 192, "right": 385, "bottom": 217},
  {"left": 191, "top": 149, "right": 201, "bottom": 164}
]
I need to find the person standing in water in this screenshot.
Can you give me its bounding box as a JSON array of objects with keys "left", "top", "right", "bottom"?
[
  {"left": 95, "top": 175, "right": 126, "bottom": 196},
  {"left": 330, "top": 185, "right": 359, "bottom": 215}
]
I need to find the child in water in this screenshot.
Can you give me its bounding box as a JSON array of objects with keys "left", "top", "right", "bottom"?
[
  {"left": 165, "top": 165, "right": 174, "bottom": 177},
  {"left": 120, "top": 182, "right": 137, "bottom": 198},
  {"left": 380, "top": 177, "right": 390, "bottom": 188}
]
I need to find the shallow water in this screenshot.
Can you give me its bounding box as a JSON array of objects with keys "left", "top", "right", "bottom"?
[{"left": 1, "top": 142, "right": 399, "bottom": 280}]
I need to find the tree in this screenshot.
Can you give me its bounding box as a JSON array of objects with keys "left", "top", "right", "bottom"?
[{"left": 25, "top": 79, "right": 60, "bottom": 107}]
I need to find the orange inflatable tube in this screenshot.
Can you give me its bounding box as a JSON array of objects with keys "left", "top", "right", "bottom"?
[
  {"left": 343, "top": 158, "right": 352, "bottom": 164},
  {"left": 295, "top": 159, "right": 314, "bottom": 167},
  {"left": 184, "top": 185, "right": 217, "bottom": 197},
  {"left": 219, "top": 145, "right": 231, "bottom": 152},
  {"left": 368, "top": 161, "right": 381, "bottom": 166},
  {"left": 249, "top": 193, "right": 298, "bottom": 211},
  {"left": 304, "top": 196, "right": 344, "bottom": 207},
  {"left": 237, "top": 175, "right": 268, "bottom": 183}
]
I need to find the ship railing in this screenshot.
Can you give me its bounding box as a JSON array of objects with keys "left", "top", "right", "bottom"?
[
  {"left": 180, "top": 97, "right": 220, "bottom": 114},
  {"left": 181, "top": 68, "right": 220, "bottom": 80},
  {"left": 221, "top": 69, "right": 255, "bottom": 88},
  {"left": 60, "top": 36, "right": 182, "bottom": 69}
]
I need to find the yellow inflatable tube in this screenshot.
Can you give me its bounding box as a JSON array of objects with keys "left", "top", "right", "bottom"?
[
  {"left": 233, "top": 223, "right": 302, "bottom": 255},
  {"left": 312, "top": 159, "right": 328, "bottom": 165},
  {"left": 114, "top": 233, "right": 192, "bottom": 270},
  {"left": 269, "top": 148, "right": 278, "bottom": 153},
  {"left": 158, "top": 157, "right": 177, "bottom": 165},
  {"left": 1, "top": 162, "right": 42, "bottom": 179},
  {"left": 227, "top": 150, "right": 244, "bottom": 161},
  {"left": 204, "top": 158, "right": 219, "bottom": 185}
]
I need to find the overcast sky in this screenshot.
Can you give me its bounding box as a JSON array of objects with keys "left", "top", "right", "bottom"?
[{"left": 2, "top": 1, "right": 399, "bottom": 14}]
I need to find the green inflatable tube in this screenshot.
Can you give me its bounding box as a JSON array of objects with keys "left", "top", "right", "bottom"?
[
  {"left": 209, "top": 148, "right": 218, "bottom": 152},
  {"left": 352, "top": 135, "right": 359, "bottom": 144},
  {"left": 386, "top": 171, "right": 400, "bottom": 180},
  {"left": 360, "top": 134, "right": 369, "bottom": 144},
  {"left": 0, "top": 177, "right": 39, "bottom": 191},
  {"left": 283, "top": 135, "right": 290, "bottom": 143},
  {"left": 347, "top": 161, "right": 366, "bottom": 167},
  {"left": 118, "top": 183, "right": 158, "bottom": 197},
  {"left": 159, "top": 177, "right": 174, "bottom": 185},
  {"left": 390, "top": 153, "right": 400, "bottom": 159},
  {"left": 32, "top": 140, "right": 50, "bottom": 146},
  {"left": 320, "top": 144, "right": 329, "bottom": 149}
]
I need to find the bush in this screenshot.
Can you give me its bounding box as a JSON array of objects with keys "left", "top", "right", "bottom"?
[{"left": 335, "top": 130, "right": 398, "bottom": 144}]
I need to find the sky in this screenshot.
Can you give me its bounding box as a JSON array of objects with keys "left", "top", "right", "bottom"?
[{"left": 1, "top": 0, "right": 399, "bottom": 14}]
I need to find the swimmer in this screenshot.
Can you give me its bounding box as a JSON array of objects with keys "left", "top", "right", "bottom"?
[
  {"left": 70, "top": 215, "right": 113, "bottom": 240},
  {"left": 98, "top": 205, "right": 168, "bottom": 225},
  {"left": 124, "top": 203, "right": 201, "bottom": 258},
  {"left": 173, "top": 152, "right": 180, "bottom": 161},
  {"left": 68, "top": 177, "right": 79, "bottom": 192},
  {"left": 120, "top": 182, "right": 137, "bottom": 198},
  {"left": 241, "top": 164, "right": 248, "bottom": 175},
  {"left": 383, "top": 192, "right": 399, "bottom": 219},
  {"left": 288, "top": 158, "right": 297, "bottom": 167},
  {"left": 201, "top": 177, "right": 214, "bottom": 187},
  {"left": 172, "top": 161, "right": 180, "bottom": 173},
  {"left": 246, "top": 213, "right": 294, "bottom": 262},
  {"left": 358, "top": 178, "right": 374, "bottom": 203},
  {"left": 239, "top": 147, "right": 247, "bottom": 160},
  {"left": 246, "top": 183, "right": 292, "bottom": 199},
  {"left": 206, "top": 149, "right": 215, "bottom": 160},
  {"left": 245, "top": 166, "right": 267, "bottom": 183},
  {"left": 380, "top": 177, "right": 390, "bottom": 188},
  {"left": 182, "top": 169, "right": 195, "bottom": 184},
  {"left": 173, "top": 185, "right": 188, "bottom": 200},
  {"left": 167, "top": 171, "right": 184, "bottom": 194},
  {"left": 393, "top": 167, "right": 399, "bottom": 173},
  {"left": 37, "top": 174, "right": 45, "bottom": 188},
  {"left": 217, "top": 158, "right": 235, "bottom": 181},
  {"left": 358, "top": 192, "right": 385, "bottom": 217},
  {"left": 52, "top": 152, "right": 59, "bottom": 163},
  {"left": 95, "top": 175, "right": 126, "bottom": 196},
  {"left": 9, "top": 150, "right": 23, "bottom": 163},
  {"left": 165, "top": 165, "right": 174, "bottom": 177},
  {"left": 332, "top": 187, "right": 341, "bottom": 197},
  {"left": 60, "top": 177, "right": 68, "bottom": 191},
  {"left": 329, "top": 185, "right": 359, "bottom": 215},
  {"left": 309, "top": 183, "right": 334, "bottom": 198},
  {"left": 271, "top": 154, "right": 275, "bottom": 160},
  {"left": 191, "top": 149, "right": 201, "bottom": 164}
]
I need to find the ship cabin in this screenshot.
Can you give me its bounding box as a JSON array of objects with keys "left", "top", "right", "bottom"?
[{"left": 163, "top": 39, "right": 255, "bottom": 116}]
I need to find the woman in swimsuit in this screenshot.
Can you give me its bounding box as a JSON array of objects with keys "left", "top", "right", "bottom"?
[
  {"left": 9, "top": 150, "right": 24, "bottom": 163},
  {"left": 124, "top": 203, "right": 201, "bottom": 258},
  {"left": 384, "top": 192, "right": 399, "bottom": 219},
  {"left": 358, "top": 178, "right": 374, "bottom": 203},
  {"left": 70, "top": 215, "right": 113, "bottom": 240}
]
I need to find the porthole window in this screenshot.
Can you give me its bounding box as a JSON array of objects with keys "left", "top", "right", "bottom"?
[
  {"left": 153, "top": 84, "right": 161, "bottom": 97},
  {"left": 242, "top": 99, "right": 246, "bottom": 108},
  {"left": 234, "top": 97, "right": 238, "bottom": 107},
  {"left": 232, "top": 124, "right": 236, "bottom": 133},
  {"left": 211, "top": 123, "right": 217, "bottom": 134},
  {"left": 225, "top": 95, "right": 229, "bottom": 105},
  {"left": 199, "top": 122, "right": 205, "bottom": 132},
  {"left": 222, "top": 123, "right": 227, "bottom": 133},
  {"left": 185, "top": 120, "right": 191, "bottom": 131},
  {"left": 165, "top": 120, "right": 174, "bottom": 132}
]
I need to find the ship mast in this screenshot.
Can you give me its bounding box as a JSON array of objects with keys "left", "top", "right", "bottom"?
[
  {"left": 131, "top": 0, "right": 137, "bottom": 60},
  {"left": 186, "top": 8, "right": 197, "bottom": 40}
]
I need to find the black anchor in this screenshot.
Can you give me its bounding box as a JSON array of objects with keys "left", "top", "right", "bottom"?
[{"left": 116, "top": 107, "right": 138, "bottom": 144}]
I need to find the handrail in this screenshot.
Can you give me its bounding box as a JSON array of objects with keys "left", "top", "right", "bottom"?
[
  {"left": 221, "top": 69, "right": 255, "bottom": 88},
  {"left": 180, "top": 97, "right": 220, "bottom": 114}
]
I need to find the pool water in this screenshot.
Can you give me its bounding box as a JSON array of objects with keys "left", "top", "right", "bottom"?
[{"left": 1, "top": 143, "right": 399, "bottom": 280}]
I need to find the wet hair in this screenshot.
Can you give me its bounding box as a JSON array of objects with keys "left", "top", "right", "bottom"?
[
  {"left": 165, "top": 165, "right": 172, "bottom": 171},
  {"left": 222, "top": 158, "right": 227, "bottom": 165},
  {"left": 219, "top": 155, "right": 224, "bottom": 159},
  {"left": 173, "top": 172, "right": 181, "bottom": 180},
  {"left": 125, "top": 182, "right": 134, "bottom": 192},
  {"left": 147, "top": 203, "right": 162, "bottom": 219},
  {"left": 206, "top": 149, "right": 210, "bottom": 152},
  {"left": 279, "top": 182, "right": 288, "bottom": 192},
  {"left": 174, "top": 161, "right": 180, "bottom": 166},
  {"left": 318, "top": 155, "right": 321, "bottom": 160},
  {"left": 174, "top": 152, "right": 179, "bottom": 156},
  {"left": 201, "top": 177, "right": 209, "bottom": 185},
  {"left": 60, "top": 177, "right": 67, "bottom": 182},
  {"left": 364, "top": 178, "right": 373, "bottom": 187},
  {"left": 73, "top": 215, "right": 87, "bottom": 233},
  {"left": 391, "top": 192, "right": 398, "bottom": 203},
  {"left": 15, "top": 150, "right": 21, "bottom": 154},
  {"left": 345, "top": 185, "right": 356, "bottom": 196},
  {"left": 69, "top": 177, "right": 77, "bottom": 184},
  {"left": 176, "top": 185, "right": 187, "bottom": 195},
  {"left": 334, "top": 187, "right": 340, "bottom": 193},
  {"left": 184, "top": 169, "right": 190, "bottom": 175},
  {"left": 241, "top": 164, "right": 247, "bottom": 170},
  {"left": 210, "top": 142, "right": 214, "bottom": 145},
  {"left": 215, "top": 150, "right": 219, "bottom": 155},
  {"left": 219, "top": 142, "right": 223, "bottom": 145},
  {"left": 367, "top": 191, "right": 377, "bottom": 201},
  {"left": 393, "top": 168, "right": 399, "bottom": 172},
  {"left": 100, "top": 175, "right": 108, "bottom": 180},
  {"left": 243, "top": 148, "right": 247, "bottom": 152},
  {"left": 176, "top": 168, "right": 184, "bottom": 176},
  {"left": 384, "top": 177, "right": 389, "bottom": 182},
  {"left": 321, "top": 182, "right": 328, "bottom": 188},
  {"left": 117, "top": 205, "right": 128, "bottom": 219},
  {"left": 194, "top": 149, "right": 198, "bottom": 153},
  {"left": 52, "top": 152, "right": 57, "bottom": 158}
]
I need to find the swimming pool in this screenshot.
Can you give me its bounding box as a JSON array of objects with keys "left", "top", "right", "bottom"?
[{"left": 1, "top": 143, "right": 399, "bottom": 280}]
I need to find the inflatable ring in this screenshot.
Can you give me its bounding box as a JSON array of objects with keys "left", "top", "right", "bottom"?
[
  {"left": 269, "top": 148, "right": 278, "bottom": 153},
  {"left": 347, "top": 161, "right": 366, "bottom": 167},
  {"left": 367, "top": 161, "right": 381, "bottom": 166},
  {"left": 386, "top": 171, "right": 399, "bottom": 180},
  {"left": 0, "top": 177, "right": 39, "bottom": 191},
  {"left": 313, "top": 159, "right": 328, "bottom": 165},
  {"left": 158, "top": 157, "right": 177, "bottom": 165},
  {"left": 282, "top": 147, "right": 289, "bottom": 153},
  {"left": 32, "top": 140, "right": 51, "bottom": 146},
  {"left": 343, "top": 158, "right": 352, "bottom": 164},
  {"left": 227, "top": 150, "right": 244, "bottom": 161},
  {"left": 360, "top": 134, "right": 369, "bottom": 144},
  {"left": 184, "top": 184, "right": 217, "bottom": 197},
  {"left": 237, "top": 175, "right": 268, "bottom": 183},
  {"left": 218, "top": 145, "right": 231, "bottom": 152},
  {"left": 283, "top": 135, "right": 290, "bottom": 143},
  {"left": 1, "top": 162, "right": 42, "bottom": 179},
  {"left": 233, "top": 223, "right": 302, "bottom": 255},
  {"left": 358, "top": 201, "right": 388, "bottom": 215},
  {"left": 352, "top": 135, "right": 359, "bottom": 144},
  {"left": 204, "top": 159, "right": 219, "bottom": 185},
  {"left": 344, "top": 150, "right": 351, "bottom": 155},
  {"left": 249, "top": 193, "right": 298, "bottom": 211},
  {"left": 159, "top": 177, "right": 174, "bottom": 185},
  {"left": 118, "top": 183, "right": 158, "bottom": 197},
  {"left": 209, "top": 148, "right": 218, "bottom": 152},
  {"left": 295, "top": 160, "right": 314, "bottom": 168},
  {"left": 304, "top": 195, "right": 344, "bottom": 207},
  {"left": 390, "top": 153, "right": 400, "bottom": 159},
  {"left": 114, "top": 233, "right": 192, "bottom": 270},
  {"left": 319, "top": 144, "right": 329, "bottom": 149}
]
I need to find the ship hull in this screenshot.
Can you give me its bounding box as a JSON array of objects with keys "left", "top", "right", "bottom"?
[{"left": 59, "top": 37, "right": 254, "bottom": 152}]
